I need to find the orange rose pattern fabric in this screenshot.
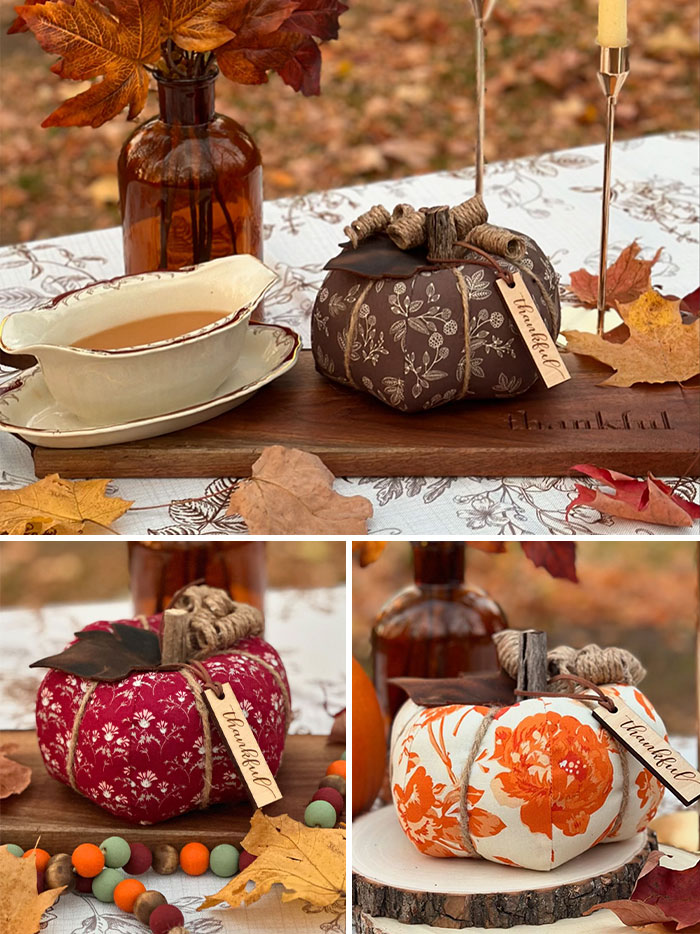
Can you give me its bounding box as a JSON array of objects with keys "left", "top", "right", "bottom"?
[{"left": 390, "top": 684, "right": 665, "bottom": 871}]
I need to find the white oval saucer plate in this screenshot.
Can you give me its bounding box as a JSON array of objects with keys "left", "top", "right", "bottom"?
[{"left": 0, "top": 322, "right": 300, "bottom": 449}]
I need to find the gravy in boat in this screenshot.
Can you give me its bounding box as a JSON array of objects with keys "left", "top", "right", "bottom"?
[{"left": 71, "top": 311, "right": 227, "bottom": 350}]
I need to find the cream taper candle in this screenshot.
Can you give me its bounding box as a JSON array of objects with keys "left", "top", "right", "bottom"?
[{"left": 598, "top": 0, "right": 627, "bottom": 47}]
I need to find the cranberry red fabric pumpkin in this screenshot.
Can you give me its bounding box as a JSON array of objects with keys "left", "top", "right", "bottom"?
[{"left": 35, "top": 612, "right": 289, "bottom": 824}]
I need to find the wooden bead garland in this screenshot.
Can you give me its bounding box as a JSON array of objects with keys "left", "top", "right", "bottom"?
[{"left": 5, "top": 743, "right": 347, "bottom": 933}]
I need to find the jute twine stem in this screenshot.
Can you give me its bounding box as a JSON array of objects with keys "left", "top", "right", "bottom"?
[{"left": 65, "top": 586, "right": 291, "bottom": 811}]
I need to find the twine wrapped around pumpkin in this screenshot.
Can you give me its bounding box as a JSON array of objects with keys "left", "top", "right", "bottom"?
[
  {"left": 66, "top": 585, "right": 290, "bottom": 813},
  {"left": 454, "top": 635, "right": 646, "bottom": 856}
]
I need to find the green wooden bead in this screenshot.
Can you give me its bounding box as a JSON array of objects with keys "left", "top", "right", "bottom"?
[
  {"left": 5, "top": 844, "right": 23, "bottom": 858},
  {"left": 99, "top": 835, "right": 131, "bottom": 868},
  {"left": 209, "top": 843, "right": 239, "bottom": 877},
  {"left": 304, "top": 800, "right": 337, "bottom": 828},
  {"left": 341, "top": 750, "right": 346, "bottom": 760},
  {"left": 91, "top": 867, "right": 125, "bottom": 902}
]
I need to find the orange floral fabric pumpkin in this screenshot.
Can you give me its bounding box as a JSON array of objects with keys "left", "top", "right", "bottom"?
[{"left": 390, "top": 684, "right": 665, "bottom": 871}]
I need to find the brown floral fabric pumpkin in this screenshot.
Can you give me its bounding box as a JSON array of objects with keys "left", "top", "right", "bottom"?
[{"left": 311, "top": 232, "right": 561, "bottom": 413}]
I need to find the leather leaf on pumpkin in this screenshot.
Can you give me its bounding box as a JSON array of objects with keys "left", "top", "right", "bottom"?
[
  {"left": 199, "top": 810, "right": 346, "bottom": 911},
  {"left": 17, "top": 0, "right": 161, "bottom": 127},
  {"left": 587, "top": 852, "right": 700, "bottom": 930},
  {"left": 226, "top": 445, "right": 373, "bottom": 534},
  {"left": 30, "top": 624, "right": 162, "bottom": 682},
  {"left": 563, "top": 289, "right": 700, "bottom": 386},
  {"left": 0, "top": 846, "right": 65, "bottom": 934},
  {"left": 0, "top": 474, "right": 132, "bottom": 534},
  {"left": 569, "top": 241, "right": 662, "bottom": 311},
  {"left": 567, "top": 464, "right": 700, "bottom": 528}
]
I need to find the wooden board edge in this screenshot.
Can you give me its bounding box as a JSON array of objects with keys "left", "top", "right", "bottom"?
[{"left": 352, "top": 831, "right": 656, "bottom": 929}]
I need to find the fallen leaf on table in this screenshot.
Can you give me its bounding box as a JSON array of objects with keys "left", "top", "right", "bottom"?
[
  {"left": 328, "top": 708, "right": 346, "bottom": 744},
  {"left": 0, "top": 474, "right": 132, "bottom": 535},
  {"left": 30, "top": 623, "right": 161, "bottom": 682},
  {"left": 352, "top": 542, "right": 387, "bottom": 566},
  {"left": 650, "top": 812, "right": 700, "bottom": 854},
  {"left": 199, "top": 810, "right": 345, "bottom": 911},
  {"left": 563, "top": 289, "right": 700, "bottom": 386},
  {"left": 567, "top": 464, "right": 700, "bottom": 527},
  {"left": 520, "top": 542, "right": 578, "bottom": 582},
  {"left": 569, "top": 241, "right": 662, "bottom": 311},
  {"left": 681, "top": 287, "right": 699, "bottom": 318},
  {"left": 0, "top": 745, "right": 31, "bottom": 798},
  {"left": 0, "top": 845, "right": 65, "bottom": 934},
  {"left": 587, "top": 851, "right": 700, "bottom": 930},
  {"left": 226, "top": 446, "right": 372, "bottom": 533}
]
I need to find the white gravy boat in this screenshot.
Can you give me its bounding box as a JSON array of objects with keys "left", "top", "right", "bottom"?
[{"left": 0, "top": 255, "right": 276, "bottom": 423}]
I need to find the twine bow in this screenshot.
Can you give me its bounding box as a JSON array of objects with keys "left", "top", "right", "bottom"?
[
  {"left": 66, "top": 585, "right": 290, "bottom": 817},
  {"left": 455, "top": 635, "right": 645, "bottom": 856}
]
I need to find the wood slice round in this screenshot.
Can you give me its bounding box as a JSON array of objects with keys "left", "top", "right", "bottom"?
[{"left": 353, "top": 806, "right": 656, "bottom": 930}]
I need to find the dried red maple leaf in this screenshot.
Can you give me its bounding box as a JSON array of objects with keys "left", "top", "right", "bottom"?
[
  {"left": 520, "top": 542, "right": 578, "bottom": 582},
  {"left": 681, "top": 287, "right": 699, "bottom": 318},
  {"left": 567, "top": 464, "right": 700, "bottom": 528},
  {"left": 569, "top": 241, "right": 662, "bottom": 311},
  {"left": 18, "top": 0, "right": 162, "bottom": 127},
  {"left": 588, "top": 853, "right": 700, "bottom": 930},
  {"left": 216, "top": 0, "right": 347, "bottom": 94},
  {"left": 328, "top": 708, "right": 346, "bottom": 744}
]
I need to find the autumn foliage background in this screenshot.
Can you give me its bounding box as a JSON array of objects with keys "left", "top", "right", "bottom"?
[
  {"left": 353, "top": 541, "right": 698, "bottom": 735},
  {"left": 1, "top": 0, "right": 698, "bottom": 244}
]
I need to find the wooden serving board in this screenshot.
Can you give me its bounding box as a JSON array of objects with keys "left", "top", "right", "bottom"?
[
  {"left": 32, "top": 351, "right": 700, "bottom": 478},
  {"left": 0, "top": 731, "right": 343, "bottom": 852},
  {"left": 353, "top": 806, "right": 655, "bottom": 930}
]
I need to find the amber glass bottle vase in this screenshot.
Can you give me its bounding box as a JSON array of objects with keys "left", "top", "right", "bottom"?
[
  {"left": 128, "top": 542, "right": 266, "bottom": 620},
  {"left": 118, "top": 69, "right": 263, "bottom": 275},
  {"left": 372, "top": 542, "right": 507, "bottom": 720}
]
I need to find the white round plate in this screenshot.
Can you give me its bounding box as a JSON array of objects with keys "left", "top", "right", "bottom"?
[{"left": 0, "top": 322, "right": 300, "bottom": 448}]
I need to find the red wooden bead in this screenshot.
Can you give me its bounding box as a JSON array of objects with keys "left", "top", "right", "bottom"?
[
  {"left": 75, "top": 873, "right": 94, "bottom": 893},
  {"left": 238, "top": 850, "right": 257, "bottom": 871},
  {"left": 124, "top": 842, "right": 153, "bottom": 875},
  {"left": 36, "top": 869, "right": 45, "bottom": 894},
  {"left": 149, "top": 904, "right": 184, "bottom": 934},
  {"left": 312, "top": 787, "right": 344, "bottom": 817}
]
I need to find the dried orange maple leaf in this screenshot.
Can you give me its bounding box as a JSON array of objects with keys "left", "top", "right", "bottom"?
[
  {"left": 226, "top": 445, "right": 372, "bottom": 533},
  {"left": 569, "top": 241, "right": 662, "bottom": 310},
  {"left": 0, "top": 845, "right": 65, "bottom": 934},
  {"left": 18, "top": 0, "right": 161, "bottom": 127},
  {"left": 160, "top": 0, "right": 241, "bottom": 52},
  {"left": 562, "top": 289, "right": 700, "bottom": 386},
  {"left": 199, "top": 810, "right": 345, "bottom": 911},
  {"left": 0, "top": 745, "right": 31, "bottom": 799},
  {"left": 0, "top": 474, "right": 132, "bottom": 534},
  {"left": 567, "top": 464, "right": 700, "bottom": 528}
]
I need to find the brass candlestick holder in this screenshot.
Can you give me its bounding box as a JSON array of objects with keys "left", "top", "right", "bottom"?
[
  {"left": 471, "top": 0, "right": 495, "bottom": 196},
  {"left": 596, "top": 44, "right": 630, "bottom": 335}
]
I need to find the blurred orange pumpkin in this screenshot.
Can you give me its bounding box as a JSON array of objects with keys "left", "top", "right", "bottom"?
[{"left": 352, "top": 657, "right": 386, "bottom": 817}]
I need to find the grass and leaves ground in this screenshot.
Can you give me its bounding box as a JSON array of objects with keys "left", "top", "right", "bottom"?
[{"left": 1, "top": 0, "right": 697, "bottom": 244}]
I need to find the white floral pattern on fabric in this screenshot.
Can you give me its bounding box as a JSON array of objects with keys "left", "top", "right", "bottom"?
[{"left": 390, "top": 684, "right": 665, "bottom": 871}]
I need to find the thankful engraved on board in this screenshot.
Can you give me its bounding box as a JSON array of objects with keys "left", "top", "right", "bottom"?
[
  {"left": 593, "top": 697, "right": 700, "bottom": 806},
  {"left": 203, "top": 683, "right": 283, "bottom": 808},
  {"left": 496, "top": 272, "right": 571, "bottom": 389}
]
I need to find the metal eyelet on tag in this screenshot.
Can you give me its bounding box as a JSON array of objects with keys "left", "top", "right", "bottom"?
[
  {"left": 592, "top": 696, "right": 700, "bottom": 807},
  {"left": 203, "top": 682, "right": 283, "bottom": 808}
]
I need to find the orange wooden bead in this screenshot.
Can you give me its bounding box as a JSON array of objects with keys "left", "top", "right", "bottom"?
[
  {"left": 326, "top": 760, "right": 346, "bottom": 779},
  {"left": 179, "top": 842, "right": 209, "bottom": 876},
  {"left": 114, "top": 878, "right": 147, "bottom": 912},
  {"left": 71, "top": 843, "right": 105, "bottom": 878},
  {"left": 22, "top": 848, "right": 50, "bottom": 872}
]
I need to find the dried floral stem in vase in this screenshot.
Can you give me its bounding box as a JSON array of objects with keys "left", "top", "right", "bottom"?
[{"left": 470, "top": 0, "right": 496, "bottom": 196}]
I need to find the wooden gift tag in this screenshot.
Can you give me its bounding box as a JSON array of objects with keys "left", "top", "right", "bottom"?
[
  {"left": 496, "top": 272, "right": 571, "bottom": 389},
  {"left": 593, "top": 696, "right": 700, "bottom": 806},
  {"left": 203, "top": 683, "right": 283, "bottom": 808}
]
